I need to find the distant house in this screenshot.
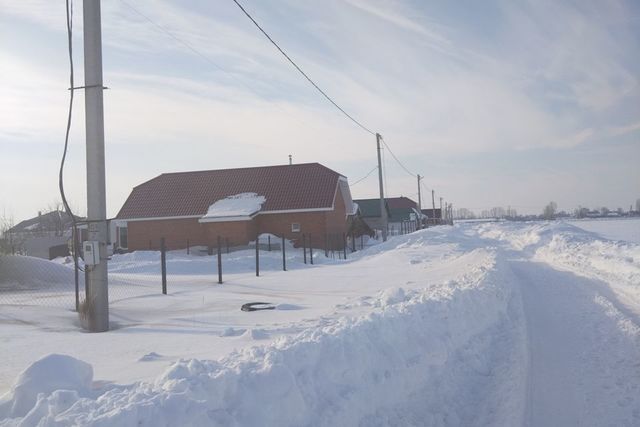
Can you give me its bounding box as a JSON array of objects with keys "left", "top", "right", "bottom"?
[
  {"left": 353, "top": 196, "right": 423, "bottom": 235},
  {"left": 6, "top": 210, "right": 82, "bottom": 259},
  {"left": 115, "top": 163, "right": 356, "bottom": 251},
  {"left": 386, "top": 197, "right": 422, "bottom": 233},
  {"left": 421, "top": 208, "right": 442, "bottom": 225},
  {"left": 353, "top": 198, "right": 391, "bottom": 234}
]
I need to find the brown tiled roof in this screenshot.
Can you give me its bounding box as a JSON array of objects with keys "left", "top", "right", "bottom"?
[
  {"left": 386, "top": 197, "right": 417, "bottom": 209},
  {"left": 116, "top": 163, "right": 344, "bottom": 219}
]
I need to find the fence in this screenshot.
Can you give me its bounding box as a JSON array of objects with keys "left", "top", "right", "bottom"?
[{"left": 0, "top": 231, "right": 383, "bottom": 311}]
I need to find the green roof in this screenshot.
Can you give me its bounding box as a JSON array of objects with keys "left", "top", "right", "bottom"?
[{"left": 354, "top": 199, "right": 390, "bottom": 218}]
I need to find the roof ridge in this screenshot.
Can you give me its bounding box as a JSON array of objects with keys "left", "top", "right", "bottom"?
[{"left": 159, "top": 162, "right": 325, "bottom": 177}]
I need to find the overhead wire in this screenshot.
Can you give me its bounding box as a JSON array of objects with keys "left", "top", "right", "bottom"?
[
  {"left": 380, "top": 136, "right": 417, "bottom": 178},
  {"left": 349, "top": 166, "right": 378, "bottom": 186},
  {"left": 59, "top": 0, "right": 82, "bottom": 310},
  {"left": 230, "top": 0, "right": 375, "bottom": 136},
  {"left": 118, "top": 0, "right": 325, "bottom": 135},
  {"left": 123, "top": 0, "right": 433, "bottom": 202}
]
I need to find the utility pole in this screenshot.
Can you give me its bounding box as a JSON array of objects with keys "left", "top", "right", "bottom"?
[
  {"left": 416, "top": 174, "right": 422, "bottom": 230},
  {"left": 431, "top": 189, "right": 436, "bottom": 225},
  {"left": 376, "top": 133, "right": 387, "bottom": 241},
  {"left": 83, "top": 0, "right": 109, "bottom": 332},
  {"left": 439, "top": 197, "right": 443, "bottom": 225}
]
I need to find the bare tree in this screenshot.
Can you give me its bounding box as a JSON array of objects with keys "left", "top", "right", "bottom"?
[{"left": 542, "top": 202, "right": 557, "bottom": 220}]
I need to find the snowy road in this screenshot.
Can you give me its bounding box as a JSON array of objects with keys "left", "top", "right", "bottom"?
[{"left": 513, "top": 257, "right": 640, "bottom": 426}]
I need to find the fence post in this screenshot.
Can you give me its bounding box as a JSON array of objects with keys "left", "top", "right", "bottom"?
[
  {"left": 255, "top": 233, "right": 260, "bottom": 276},
  {"left": 160, "top": 237, "right": 167, "bottom": 295},
  {"left": 310, "top": 234, "right": 313, "bottom": 265},
  {"left": 351, "top": 232, "right": 356, "bottom": 252},
  {"left": 282, "top": 235, "right": 286, "bottom": 271},
  {"left": 186, "top": 239, "right": 190, "bottom": 255},
  {"left": 324, "top": 233, "right": 328, "bottom": 257},
  {"left": 268, "top": 235, "right": 271, "bottom": 251},
  {"left": 343, "top": 233, "right": 347, "bottom": 259},
  {"left": 303, "top": 234, "right": 307, "bottom": 264},
  {"left": 217, "top": 236, "right": 223, "bottom": 284}
]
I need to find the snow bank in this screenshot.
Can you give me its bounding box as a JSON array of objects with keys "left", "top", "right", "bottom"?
[
  {"left": 475, "top": 221, "right": 640, "bottom": 306},
  {"left": 0, "top": 354, "right": 93, "bottom": 420},
  {"left": 534, "top": 228, "right": 640, "bottom": 304},
  {"left": 0, "top": 249, "right": 522, "bottom": 426},
  {"left": 200, "top": 193, "right": 266, "bottom": 221},
  {"left": 0, "top": 255, "right": 79, "bottom": 292}
]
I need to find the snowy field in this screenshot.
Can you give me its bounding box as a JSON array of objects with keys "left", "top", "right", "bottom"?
[
  {"left": 1, "top": 220, "right": 639, "bottom": 426},
  {"left": 568, "top": 217, "right": 640, "bottom": 243}
]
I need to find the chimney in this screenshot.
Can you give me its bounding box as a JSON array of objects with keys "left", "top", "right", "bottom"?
[{"left": 288, "top": 155, "right": 292, "bottom": 165}]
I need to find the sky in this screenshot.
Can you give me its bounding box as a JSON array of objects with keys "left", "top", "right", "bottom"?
[{"left": 1, "top": 0, "right": 638, "bottom": 221}]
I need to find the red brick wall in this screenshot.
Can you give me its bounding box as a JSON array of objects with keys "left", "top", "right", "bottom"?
[
  {"left": 125, "top": 183, "right": 349, "bottom": 251},
  {"left": 127, "top": 217, "right": 205, "bottom": 251},
  {"left": 202, "top": 220, "right": 257, "bottom": 247}
]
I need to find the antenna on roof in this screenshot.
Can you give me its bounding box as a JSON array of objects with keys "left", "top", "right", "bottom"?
[{"left": 288, "top": 154, "right": 292, "bottom": 165}]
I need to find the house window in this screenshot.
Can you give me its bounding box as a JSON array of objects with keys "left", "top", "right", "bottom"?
[
  {"left": 291, "top": 223, "right": 301, "bottom": 233},
  {"left": 118, "top": 227, "right": 128, "bottom": 249}
]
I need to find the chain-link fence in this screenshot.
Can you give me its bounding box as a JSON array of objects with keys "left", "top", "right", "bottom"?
[{"left": 0, "top": 232, "right": 382, "bottom": 312}]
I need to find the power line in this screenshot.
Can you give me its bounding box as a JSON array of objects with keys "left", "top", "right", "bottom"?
[
  {"left": 349, "top": 166, "right": 378, "bottom": 186},
  {"left": 230, "top": 0, "right": 375, "bottom": 135},
  {"left": 119, "top": 0, "right": 325, "bottom": 134},
  {"left": 59, "top": 0, "right": 82, "bottom": 310},
  {"left": 380, "top": 136, "right": 417, "bottom": 178}
]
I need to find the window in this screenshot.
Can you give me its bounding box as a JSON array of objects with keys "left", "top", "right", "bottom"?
[
  {"left": 118, "top": 227, "right": 128, "bottom": 249},
  {"left": 291, "top": 223, "right": 301, "bottom": 233}
]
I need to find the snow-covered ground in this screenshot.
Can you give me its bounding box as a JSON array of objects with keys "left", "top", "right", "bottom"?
[
  {"left": 568, "top": 217, "right": 640, "bottom": 243},
  {"left": 1, "top": 220, "right": 639, "bottom": 426}
]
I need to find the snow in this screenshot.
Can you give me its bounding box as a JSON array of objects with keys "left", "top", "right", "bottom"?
[
  {"left": 568, "top": 217, "right": 640, "bottom": 243},
  {"left": 1, "top": 221, "right": 639, "bottom": 426},
  {"left": 199, "top": 193, "right": 266, "bottom": 222}
]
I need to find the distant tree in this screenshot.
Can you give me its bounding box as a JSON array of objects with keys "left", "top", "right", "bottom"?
[
  {"left": 0, "top": 208, "right": 15, "bottom": 254},
  {"left": 455, "top": 208, "right": 476, "bottom": 219},
  {"left": 574, "top": 206, "right": 588, "bottom": 219},
  {"left": 542, "top": 202, "right": 557, "bottom": 220}
]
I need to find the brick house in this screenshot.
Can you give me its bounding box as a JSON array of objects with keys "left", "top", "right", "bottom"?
[{"left": 115, "top": 163, "right": 356, "bottom": 251}]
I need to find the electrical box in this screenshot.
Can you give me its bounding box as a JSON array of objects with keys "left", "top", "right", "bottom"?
[{"left": 83, "top": 241, "right": 100, "bottom": 266}]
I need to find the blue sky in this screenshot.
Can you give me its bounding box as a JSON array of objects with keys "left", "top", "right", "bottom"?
[{"left": 1, "top": 0, "right": 638, "bottom": 220}]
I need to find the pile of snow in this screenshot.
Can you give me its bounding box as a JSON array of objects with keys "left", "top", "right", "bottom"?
[
  {"left": 0, "top": 355, "right": 93, "bottom": 420},
  {"left": 0, "top": 255, "right": 79, "bottom": 293},
  {"left": 534, "top": 228, "right": 640, "bottom": 305},
  {"left": 475, "top": 220, "right": 640, "bottom": 307},
  {"left": 200, "top": 193, "right": 266, "bottom": 221}
]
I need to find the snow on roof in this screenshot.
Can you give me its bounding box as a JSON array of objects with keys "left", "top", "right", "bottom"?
[{"left": 199, "top": 193, "right": 266, "bottom": 223}]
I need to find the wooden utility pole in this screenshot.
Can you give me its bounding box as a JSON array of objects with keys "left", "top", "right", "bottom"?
[
  {"left": 83, "top": 0, "right": 109, "bottom": 332},
  {"left": 416, "top": 174, "right": 422, "bottom": 230},
  {"left": 431, "top": 190, "right": 436, "bottom": 225},
  {"left": 439, "top": 197, "right": 443, "bottom": 224},
  {"left": 376, "top": 133, "right": 388, "bottom": 241}
]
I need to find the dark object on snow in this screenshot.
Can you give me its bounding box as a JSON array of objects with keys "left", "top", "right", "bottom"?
[{"left": 241, "top": 302, "right": 276, "bottom": 312}]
